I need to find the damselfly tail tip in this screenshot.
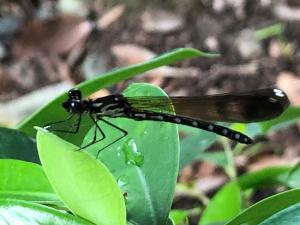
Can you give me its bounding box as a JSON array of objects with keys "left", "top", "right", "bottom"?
[
  {"left": 243, "top": 136, "right": 254, "bottom": 145},
  {"left": 235, "top": 132, "right": 254, "bottom": 145}
]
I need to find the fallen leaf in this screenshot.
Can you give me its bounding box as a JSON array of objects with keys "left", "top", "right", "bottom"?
[
  {"left": 196, "top": 174, "right": 227, "bottom": 193},
  {"left": 141, "top": 9, "right": 184, "bottom": 33},
  {"left": 111, "top": 44, "right": 199, "bottom": 78},
  {"left": 248, "top": 155, "right": 292, "bottom": 172},
  {"left": 12, "top": 15, "right": 92, "bottom": 58},
  {"left": 277, "top": 71, "right": 300, "bottom": 105},
  {"left": 97, "top": 4, "right": 125, "bottom": 29}
]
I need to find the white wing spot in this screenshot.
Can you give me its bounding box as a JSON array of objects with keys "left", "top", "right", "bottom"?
[
  {"left": 273, "top": 89, "right": 285, "bottom": 97},
  {"left": 208, "top": 124, "right": 214, "bottom": 130}
]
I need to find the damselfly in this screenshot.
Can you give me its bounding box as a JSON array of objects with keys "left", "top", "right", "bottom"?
[{"left": 45, "top": 88, "right": 289, "bottom": 155}]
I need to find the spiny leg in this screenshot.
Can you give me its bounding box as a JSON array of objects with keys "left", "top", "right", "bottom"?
[
  {"left": 79, "top": 114, "right": 106, "bottom": 150},
  {"left": 95, "top": 117, "right": 128, "bottom": 158}
]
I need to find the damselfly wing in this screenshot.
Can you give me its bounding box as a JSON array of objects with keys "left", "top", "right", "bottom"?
[{"left": 126, "top": 88, "right": 289, "bottom": 123}]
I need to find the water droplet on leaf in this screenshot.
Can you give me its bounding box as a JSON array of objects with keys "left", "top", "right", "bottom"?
[
  {"left": 117, "top": 175, "right": 128, "bottom": 188},
  {"left": 122, "top": 138, "right": 144, "bottom": 167}
]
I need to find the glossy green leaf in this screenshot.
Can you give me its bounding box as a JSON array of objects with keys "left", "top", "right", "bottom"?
[
  {"left": 196, "top": 151, "right": 227, "bottom": 167},
  {"left": 237, "top": 165, "right": 300, "bottom": 190},
  {"left": 167, "top": 218, "right": 176, "bottom": 225},
  {"left": 286, "top": 163, "right": 300, "bottom": 188},
  {"left": 17, "top": 48, "right": 215, "bottom": 139},
  {"left": 84, "top": 83, "right": 179, "bottom": 225},
  {"left": 260, "top": 106, "right": 300, "bottom": 133},
  {"left": 0, "top": 198, "right": 93, "bottom": 225},
  {"left": 0, "top": 159, "right": 58, "bottom": 203},
  {"left": 226, "top": 189, "right": 300, "bottom": 225},
  {"left": 36, "top": 128, "right": 126, "bottom": 225},
  {"left": 170, "top": 210, "right": 189, "bottom": 225},
  {"left": 200, "top": 181, "right": 241, "bottom": 225},
  {"left": 238, "top": 166, "right": 291, "bottom": 190},
  {"left": 0, "top": 127, "right": 39, "bottom": 163},
  {"left": 259, "top": 202, "right": 300, "bottom": 225},
  {"left": 179, "top": 126, "right": 217, "bottom": 170}
]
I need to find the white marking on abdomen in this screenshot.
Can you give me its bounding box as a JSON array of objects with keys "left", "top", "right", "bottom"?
[
  {"left": 134, "top": 113, "right": 146, "bottom": 118},
  {"left": 150, "top": 115, "right": 163, "bottom": 120},
  {"left": 222, "top": 129, "right": 228, "bottom": 135},
  {"left": 174, "top": 118, "right": 181, "bottom": 123}
]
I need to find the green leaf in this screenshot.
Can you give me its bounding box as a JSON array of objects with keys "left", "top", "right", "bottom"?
[
  {"left": 0, "top": 198, "right": 93, "bottom": 225},
  {"left": 36, "top": 128, "right": 126, "bottom": 225},
  {"left": 170, "top": 210, "right": 189, "bottom": 225},
  {"left": 226, "top": 189, "right": 300, "bottom": 225},
  {"left": 17, "top": 48, "right": 214, "bottom": 139},
  {"left": 260, "top": 106, "right": 300, "bottom": 133},
  {"left": 238, "top": 166, "right": 291, "bottom": 190},
  {"left": 254, "top": 23, "right": 284, "bottom": 40},
  {"left": 0, "top": 159, "right": 58, "bottom": 203},
  {"left": 195, "top": 152, "right": 227, "bottom": 167},
  {"left": 84, "top": 83, "right": 179, "bottom": 225},
  {"left": 179, "top": 126, "right": 217, "bottom": 170},
  {"left": 200, "top": 181, "right": 241, "bottom": 225},
  {"left": 0, "top": 127, "right": 39, "bottom": 163},
  {"left": 259, "top": 202, "right": 300, "bottom": 225},
  {"left": 167, "top": 218, "right": 176, "bottom": 225}
]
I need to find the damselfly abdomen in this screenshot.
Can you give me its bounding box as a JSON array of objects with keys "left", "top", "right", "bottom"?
[{"left": 45, "top": 88, "right": 289, "bottom": 155}]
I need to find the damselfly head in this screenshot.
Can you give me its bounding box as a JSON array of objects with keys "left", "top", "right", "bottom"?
[
  {"left": 68, "top": 89, "right": 82, "bottom": 100},
  {"left": 62, "top": 89, "right": 88, "bottom": 114}
]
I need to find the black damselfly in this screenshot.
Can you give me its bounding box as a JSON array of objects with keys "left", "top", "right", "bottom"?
[{"left": 45, "top": 88, "right": 289, "bottom": 155}]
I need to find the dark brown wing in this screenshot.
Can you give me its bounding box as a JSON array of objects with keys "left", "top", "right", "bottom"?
[{"left": 126, "top": 88, "right": 290, "bottom": 122}]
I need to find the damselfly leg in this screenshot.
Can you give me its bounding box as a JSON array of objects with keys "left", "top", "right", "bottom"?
[
  {"left": 95, "top": 117, "right": 128, "bottom": 158},
  {"left": 44, "top": 114, "right": 82, "bottom": 134},
  {"left": 77, "top": 113, "right": 106, "bottom": 151}
]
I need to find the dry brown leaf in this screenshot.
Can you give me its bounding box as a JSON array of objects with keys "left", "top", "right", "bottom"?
[
  {"left": 195, "top": 174, "right": 227, "bottom": 193},
  {"left": 141, "top": 9, "right": 184, "bottom": 33},
  {"left": 274, "top": 3, "right": 300, "bottom": 21},
  {"left": 277, "top": 71, "right": 300, "bottom": 105},
  {"left": 111, "top": 44, "right": 199, "bottom": 78},
  {"left": 12, "top": 15, "right": 92, "bottom": 58},
  {"left": 248, "top": 155, "right": 293, "bottom": 172},
  {"left": 111, "top": 44, "right": 156, "bottom": 65},
  {"left": 97, "top": 4, "right": 125, "bottom": 30},
  {"left": 195, "top": 161, "right": 217, "bottom": 178}
]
